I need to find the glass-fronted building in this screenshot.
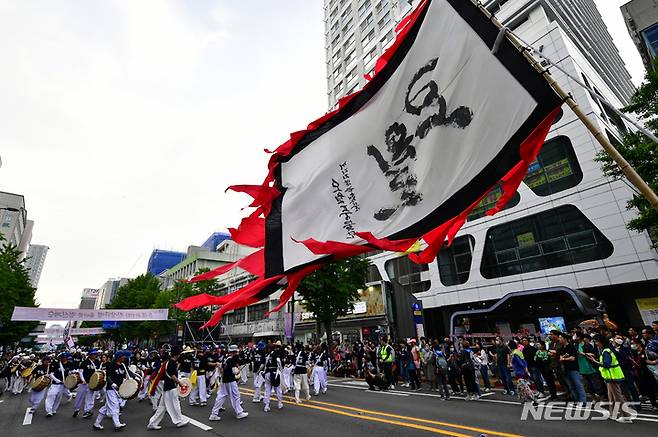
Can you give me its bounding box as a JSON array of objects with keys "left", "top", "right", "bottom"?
[{"left": 325, "top": 0, "right": 658, "bottom": 338}]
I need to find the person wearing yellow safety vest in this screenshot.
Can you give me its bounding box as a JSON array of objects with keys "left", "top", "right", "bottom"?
[
  {"left": 585, "top": 334, "right": 633, "bottom": 423},
  {"left": 378, "top": 336, "right": 394, "bottom": 390}
]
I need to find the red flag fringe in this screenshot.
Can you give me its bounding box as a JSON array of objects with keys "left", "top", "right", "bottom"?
[{"left": 178, "top": 0, "right": 560, "bottom": 330}]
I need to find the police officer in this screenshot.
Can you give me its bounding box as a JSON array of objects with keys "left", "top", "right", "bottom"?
[
  {"left": 73, "top": 348, "right": 100, "bottom": 418},
  {"left": 93, "top": 351, "right": 129, "bottom": 431},
  {"left": 45, "top": 352, "right": 72, "bottom": 417}
]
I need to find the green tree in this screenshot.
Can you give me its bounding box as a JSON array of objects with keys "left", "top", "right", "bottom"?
[
  {"left": 106, "top": 274, "right": 163, "bottom": 342},
  {"left": 297, "top": 256, "right": 370, "bottom": 342},
  {"left": 0, "top": 235, "right": 38, "bottom": 345},
  {"left": 596, "top": 58, "right": 658, "bottom": 245}
]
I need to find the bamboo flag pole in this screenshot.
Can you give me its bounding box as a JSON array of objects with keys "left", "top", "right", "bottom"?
[{"left": 474, "top": 1, "right": 658, "bottom": 214}]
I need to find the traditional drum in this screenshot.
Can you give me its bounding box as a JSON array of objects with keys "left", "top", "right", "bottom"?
[
  {"left": 65, "top": 373, "right": 81, "bottom": 390},
  {"left": 178, "top": 377, "right": 191, "bottom": 398},
  {"left": 21, "top": 365, "right": 35, "bottom": 379},
  {"left": 31, "top": 375, "right": 51, "bottom": 392},
  {"left": 118, "top": 376, "right": 142, "bottom": 400},
  {"left": 88, "top": 370, "right": 106, "bottom": 391}
]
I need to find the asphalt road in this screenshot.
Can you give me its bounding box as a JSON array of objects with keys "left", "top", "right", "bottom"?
[{"left": 1, "top": 377, "right": 657, "bottom": 437}]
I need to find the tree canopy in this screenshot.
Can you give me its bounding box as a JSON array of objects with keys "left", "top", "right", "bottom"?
[
  {"left": 297, "top": 256, "right": 370, "bottom": 341},
  {"left": 596, "top": 58, "right": 658, "bottom": 245},
  {"left": 0, "top": 235, "right": 38, "bottom": 345}
]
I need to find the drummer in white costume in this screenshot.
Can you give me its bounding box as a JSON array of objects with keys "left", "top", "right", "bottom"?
[
  {"left": 262, "top": 341, "right": 284, "bottom": 412},
  {"left": 147, "top": 346, "right": 189, "bottom": 430},
  {"left": 73, "top": 348, "right": 100, "bottom": 419},
  {"left": 209, "top": 344, "right": 248, "bottom": 421},
  {"left": 29, "top": 355, "right": 52, "bottom": 413},
  {"left": 45, "top": 352, "right": 72, "bottom": 417},
  {"left": 93, "top": 351, "right": 129, "bottom": 431}
]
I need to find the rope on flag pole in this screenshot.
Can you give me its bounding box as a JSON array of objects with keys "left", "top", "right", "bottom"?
[
  {"left": 508, "top": 30, "right": 658, "bottom": 146},
  {"left": 473, "top": 1, "right": 658, "bottom": 214}
]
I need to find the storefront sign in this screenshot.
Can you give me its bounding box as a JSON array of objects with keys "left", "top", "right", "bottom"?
[{"left": 635, "top": 297, "right": 658, "bottom": 325}]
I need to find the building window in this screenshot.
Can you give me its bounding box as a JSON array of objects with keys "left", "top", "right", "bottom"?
[
  {"left": 333, "top": 64, "right": 342, "bottom": 78},
  {"left": 343, "top": 33, "right": 355, "bottom": 51},
  {"left": 346, "top": 66, "right": 358, "bottom": 84},
  {"left": 225, "top": 309, "right": 245, "bottom": 325},
  {"left": 342, "top": 17, "right": 353, "bottom": 33},
  {"left": 347, "top": 83, "right": 360, "bottom": 95},
  {"left": 330, "top": 7, "right": 339, "bottom": 20},
  {"left": 467, "top": 183, "right": 520, "bottom": 222},
  {"left": 360, "top": 12, "right": 374, "bottom": 31},
  {"left": 344, "top": 48, "right": 356, "bottom": 64},
  {"left": 381, "top": 29, "right": 395, "bottom": 49},
  {"left": 384, "top": 256, "right": 430, "bottom": 294},
  {"left": 247, "top": 302, "right": 268, "bottom": 321},
  {"left": 437, "top": 235, "right": 475, "bottom": 286},
  {"left": 524, "top": 136, "right": 583, "bottom": 196},
  {"left": 334, "top": 81, "right": 343, "bottom": 95},
  {"left": 332, "top": 51, "right": 341, "bottom": 64},
  {"left": 378, "top": 11, "right": 390, "bottom": 29},
  {"left": 366, "top": 265, "right": 382, "bottom": 283},
  {"left": 481, "top": 205, "right": 613, "bottom": 279},
  {"left": 362, "top": 29, "right": 375, "bottom": 47},
  {"left": 358, "top": 0, "right": 372, "bottom": 17},
  {"left": 364, "top": 46, "right": 378, "bottom": 64},
  {"left": 331, "top": 33, "right": 340, "bottom": 47},
  {"left": 641, "top": 22, "right": 658, "bottom": 57},
  {"left": 331, "top": 20, "right": 339, "bottom": 34},
  {"left": 341, "top": 5, "right": 352, "bottom": 20}
]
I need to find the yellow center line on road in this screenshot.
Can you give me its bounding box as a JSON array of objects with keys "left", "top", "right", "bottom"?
[
  {"left": 240, "top": 388, "right": 471, "bottom": 437},
  {"left": 239, "top": 387, "right": 523, "bottom": 437}
]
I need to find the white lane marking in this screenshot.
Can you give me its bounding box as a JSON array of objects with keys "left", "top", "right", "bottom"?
[
  {"left": 182, "top": 415, "right": 212, "bottom": 431},
  {"left": 23, "top": 407, "right": 33, "bottom": 425}
]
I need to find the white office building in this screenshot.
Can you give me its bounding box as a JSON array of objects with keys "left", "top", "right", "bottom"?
[
  {"left": 324, "top": 0, "right": 658, "bottom": 338},
  {"left": 25, "top": 244, "right": 49, "bottom": 288}
]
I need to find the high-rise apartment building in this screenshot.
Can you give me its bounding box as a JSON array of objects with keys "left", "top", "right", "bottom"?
[
  {"left": 324, "top": 0, "right": 420, "bottom": 108},
  {"left": 25, "top": 244, "right": 49, "bottom": 288},
  {"left": 322, "top": 0, "right": 658, "bottom": 339},
  {"left": 79, "top": 288, "right": 100, "bottom": 310},
  {"left": 95, "top": 277, "right": 131, "bottom": 309},
  {"left": 621, "top": 0, "right": 658, "bottom": 72},
  {"left": 0, "top": 190, "right": 32, "bottom": 259}
]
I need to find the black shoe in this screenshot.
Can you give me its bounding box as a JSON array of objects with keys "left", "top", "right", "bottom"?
[
  {"left": 73, "top": 411, "right": 79, "bottom": 417},
  {"left": 46, "top": 413, "right": 53, "bottom": 418},
  {"left": 83, "top": 412, "right": 93, "bottom": 419}
]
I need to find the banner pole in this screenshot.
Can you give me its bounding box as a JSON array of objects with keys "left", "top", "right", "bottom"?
[{"left": 475, "top": 2, "right": 658, "bottom": 214}]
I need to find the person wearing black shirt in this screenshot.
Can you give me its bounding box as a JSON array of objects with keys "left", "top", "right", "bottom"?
[
  {"left": 238, "top": 347, "right": 250, "bottom": 385},
  {"left": 147, "top": 346, "right": 189, "bottom": 430},
  {"left": 93, "top": 351, "right": 129, "bottom": 431},
  {"left": 45, "top": 352, "right": 72, "bottom": 417},
  {"left": 73, "top": 349, "right": 100, "bottom": 418},
  {"left": 209, "top": 345, "right": 248, "bottom": 421},
  {"left": 178, "top": 347, "right": 194, "bottom": 378},
  {"left": 313, "top": 343, "right": 329, "bottom": 396},
  {"left": 558, "top": 333, "right": 587, "bottom": 405},
  {"left": 189, "top": 347, "right": 210, "bottom": 407},
  {"left": 252, "top": 345, "right": 266, "bottom": 403},
  {"left": 29, "top": 355, "right": 52, "bottom": 413},
  {"left": 263, "top": 342, "right": 284, "bottom": 412},
  {"left": 293, "top": 345, "right": 311, "bottom": 404}
]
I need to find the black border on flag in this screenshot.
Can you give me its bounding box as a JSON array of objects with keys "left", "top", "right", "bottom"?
[{"left": 264, "top": 0, "right": 562, "bottom": 277}]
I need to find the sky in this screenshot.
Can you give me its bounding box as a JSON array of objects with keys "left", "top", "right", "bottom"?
[{"left": 0, "top": 0, "right": 649, "bottom": 309}]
